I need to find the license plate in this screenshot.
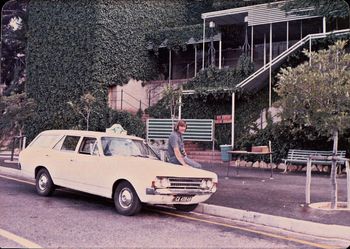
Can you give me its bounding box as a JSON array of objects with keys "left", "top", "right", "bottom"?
[{"left": 173, "top": 196, "right": 192, "bottom": 202}]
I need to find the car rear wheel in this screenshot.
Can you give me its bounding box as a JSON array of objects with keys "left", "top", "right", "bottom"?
[
  {"left": 114, "top": 181, "right": 141, "bottom": 216},
  {"left": 174, "top": 203, "right": 198, "bottom": 212},
  {"left": 36, "top": 168, "right": 55, "bottom": 196}
]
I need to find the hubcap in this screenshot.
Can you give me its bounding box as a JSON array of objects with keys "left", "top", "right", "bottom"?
[
  {"left": 119, "top": 188, "right": 133, "bottom": 209},
  {"left": 38, "top": 174, "right": 48, "bottom": 191}
]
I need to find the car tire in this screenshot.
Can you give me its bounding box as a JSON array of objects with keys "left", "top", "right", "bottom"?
[
  {"left": 114, "top": 181, "right": 142, "bottom": 216},
  {"left": 36, "top": 168, "right": 55, "bottom": 196},
  {"left": 174, "top": 204, "right": 198, "bottom": 212}
]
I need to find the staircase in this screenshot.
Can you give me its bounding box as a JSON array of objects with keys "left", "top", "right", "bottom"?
[
  {"left": 185, "top": 142, "right": 222, "bottom": 164},
  {"left": 236, "top": 28, "right": 350, "bottom": 93}
]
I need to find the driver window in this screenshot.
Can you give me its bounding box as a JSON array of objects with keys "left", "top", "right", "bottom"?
[{"left": 79, "top": 137, "right": 99, "bottom": 156}]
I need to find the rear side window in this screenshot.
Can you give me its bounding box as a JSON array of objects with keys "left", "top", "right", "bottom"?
[
  {"left": 60, "top": 136, "right": 80, "bottom": 152},
  {"left": 30, "top": 135, "right": 61, "bottom": 149}
]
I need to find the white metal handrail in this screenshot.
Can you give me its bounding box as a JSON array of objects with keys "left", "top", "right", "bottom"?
[{"left": 236, "top": 28, "right": 350, "bottom": 89}]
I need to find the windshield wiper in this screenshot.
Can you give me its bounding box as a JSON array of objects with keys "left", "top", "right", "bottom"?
[{"left": 131, "top": 154, "right": 149, "bottom": 158}]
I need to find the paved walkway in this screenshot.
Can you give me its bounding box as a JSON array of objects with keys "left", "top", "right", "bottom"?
[{"left": 201, "top": 163, "right": 350, "bottom": 226}]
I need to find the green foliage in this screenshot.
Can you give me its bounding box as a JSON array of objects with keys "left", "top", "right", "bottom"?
[
  {"left": 146, "top": 24, "right": 208, "bottom": 54},
  {"left": 67, "top": 92, "right": 100, "bottom": 131},
  {"left": 275, "top": 40, "right": 350, "bottom": 138},
  {"left": 146, "top": 55, "right": 260, "bottom": 147},
  {"left": 0, "top": 93, "right": 37, "bottom": 145},
  {"left": 107, "top": 110, "right": 145, "bottom": 138},
  {"left": 1, "top": 0, "right": 29, "bottom": 95}
]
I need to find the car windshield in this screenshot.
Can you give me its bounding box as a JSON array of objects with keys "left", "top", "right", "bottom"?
[{"left": 101, "top": 137, "right": 159, "bottom": 159}]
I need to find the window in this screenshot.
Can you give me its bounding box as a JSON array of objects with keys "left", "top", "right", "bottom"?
[
  {"left": 101, "top": 137, "right": 158, "bottom": 159},
  {"left": 79, "top": 137, "right": 99, "bottom": 156},
  {"left": 60, "top": 136, "right": 80, "bottom": 152},
  {"left": 30, "top": 135, "right": 61, "bottom": 149}
]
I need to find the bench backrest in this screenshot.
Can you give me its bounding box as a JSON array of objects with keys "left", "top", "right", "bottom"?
[
  {"left": 287, "top": 149, "right": 346, "bottom": 160},
  {"left": 146, "top": 119, "right": 214, "bottom": 141}
]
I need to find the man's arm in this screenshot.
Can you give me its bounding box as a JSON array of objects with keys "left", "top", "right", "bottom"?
[{"left": 174, "top": 147, "right": 190, "bottom": 167}]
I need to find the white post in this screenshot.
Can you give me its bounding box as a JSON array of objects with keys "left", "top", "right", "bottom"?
[
  {"left": 346, "top": 160, "right": 350, "bottom": 208},
  {"left": 168, "top": 49, "right": 172, "bottom": 83},
  {"left": 22, "top": 137, "right": 26, "bottom": 150},
  {"left": 231, "top": 92, "right": 235, "bottom": 149},
  {"left": 323, "top": 17, "right": 326, "bottom": 33},
  {"left": 269, "top": 23, "right": 272, "bottom": 107},
  {"left": 178, "top": 93, "right": 182, "bottom": 120},
  {"left": 309, "top": 37, "right": 312, "bottom": 66},
  {"left": 202, "top": 18, "right": 206, "bottom": 70},
  {"left": 286, "top": 21, "right": 289, "bottom": 49},
  {"left": 194, "top": 45, "right": 197, "bottom": 76},
  {"left": 251, "top": 26, "right": 254, "bottom": 62},
  {"left": 306, "top": 157, "right": 312, "bottom": 204},
  {"left": 264, "top": 33, "right": 266, "bottom": 67},
  {"left": 219, "top": 39, "right": 222, "bottom": 69},
  {"left": 300, "top": 19, "right": 303, "bottom": 39}
]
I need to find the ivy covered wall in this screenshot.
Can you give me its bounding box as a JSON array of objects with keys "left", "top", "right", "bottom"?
[{"left": 25, "top": 0, "right": 274, "bottom": 140}]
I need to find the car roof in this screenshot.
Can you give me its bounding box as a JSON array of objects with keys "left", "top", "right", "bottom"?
[{"left": 39, "top": 129, "right": 143, "bottom": 141}]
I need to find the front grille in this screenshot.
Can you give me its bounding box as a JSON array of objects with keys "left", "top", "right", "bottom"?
[{"left": 168, "top": 177, "right": 203, "bottom": 189}]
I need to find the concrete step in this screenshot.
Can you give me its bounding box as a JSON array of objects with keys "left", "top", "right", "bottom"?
[
  {"left": 188, "top": 154, "right": 222, "bottom": 161},
  {"left": 187, "top": 151, "right": 221, "bottom": 156}
]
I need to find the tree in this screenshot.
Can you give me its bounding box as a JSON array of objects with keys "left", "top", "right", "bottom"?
[
  {"left": 67, "top": 92, "right": 98, "bottom": 131},
  {"left": 1, "top": 0, "right": 29, "bottom": 95},
  {"left": 0, "top": 93, "right": 36, "bottom": 146},
  {"left": 275, "top": 40, "right": 350, "bottom": 209}
]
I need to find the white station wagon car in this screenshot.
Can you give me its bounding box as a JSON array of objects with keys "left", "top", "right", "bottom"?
[{"left": 19, "top": 130, "right": 218, "bottom": 215}]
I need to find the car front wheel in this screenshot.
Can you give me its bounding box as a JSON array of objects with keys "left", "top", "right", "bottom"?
[
  {"left": 174, "top": 203, "right": 198, "bottom": 212},
  {"left": 36, "top": 168, "right": 55, "bottom": 196},
  {"left": 114, "top": 181, "right": 142, "bottom": 216}
]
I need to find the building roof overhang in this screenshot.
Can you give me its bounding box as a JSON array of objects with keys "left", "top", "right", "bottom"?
[{"left": 202, "top": 1, "right": 319, "bottom": 26}]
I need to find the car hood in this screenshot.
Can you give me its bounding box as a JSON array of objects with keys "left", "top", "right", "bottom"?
[{"left": 107, "top": 156, "right": 218, "bottom": 180}]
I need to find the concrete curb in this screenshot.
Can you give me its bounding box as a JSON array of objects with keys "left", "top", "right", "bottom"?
[
  {"left": 195, "top": 203, "right": 350, "bottom": 241},
  {"left": 0, "top": 166, "right": 26, "bottom": 179}
]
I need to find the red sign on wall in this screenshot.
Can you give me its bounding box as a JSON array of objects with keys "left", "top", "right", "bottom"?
[{"left": 215, "top": 115, "right": 232, "bottom": 124}]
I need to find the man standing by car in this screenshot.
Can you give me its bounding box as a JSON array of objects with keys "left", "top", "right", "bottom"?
[{"left": 167, "top": 120, "right": 201, "bottom": 168}]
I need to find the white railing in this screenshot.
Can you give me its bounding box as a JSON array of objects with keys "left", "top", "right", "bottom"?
[{"left": 236, "top": 28, "right": 350, "bottom": 89}]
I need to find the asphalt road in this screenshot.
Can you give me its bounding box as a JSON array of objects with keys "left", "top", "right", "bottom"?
[{"left": 0, "top": 175, "right": 347, "bottom": 249}]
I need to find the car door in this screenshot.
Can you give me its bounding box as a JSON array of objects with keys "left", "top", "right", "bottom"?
[
  {"left": 50, "top": 135, "right": 82, "bottom": 188},
  {"left": 73, "top": 136, "right": 107, "bottom": 196}
]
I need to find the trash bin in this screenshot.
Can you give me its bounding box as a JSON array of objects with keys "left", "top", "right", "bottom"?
[{"left": 220, "top": 144, "right": 232, "bottom": 162}]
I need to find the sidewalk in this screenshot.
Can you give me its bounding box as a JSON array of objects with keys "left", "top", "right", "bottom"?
[
  {"left": 197, "top": 163, "right": 350, "bottom": 240},
  {"left": 1, "top": 152, "right": 349, "bottom": 241}
]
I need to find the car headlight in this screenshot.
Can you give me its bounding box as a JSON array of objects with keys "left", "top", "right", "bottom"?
[
  {"left": 200, "top": 179, "right": 214, "bottom": 189},
  {"left": 206, "top": 179, "right": 213, "bottom": 189},
  {"left": 152, "top": 177, "right": 170, "bottom": 188},
  {"left": 160, "top": 178, "right": 170, "bottom": 188},
  {"left": 200, "top": 179, "right": 207, "bottom": 189}
]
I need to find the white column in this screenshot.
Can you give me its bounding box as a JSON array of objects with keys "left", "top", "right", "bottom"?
[
  {"left": 178, "top": 93, "right": 182, "bottom": 119},
  {"left": 309, "top": 37, "right": 312, "bottom": 66},
  {"left": 194, "top": 45, "right": 197, "bottom": 77},
  {"left": 323, "top": 17, "right": 326, "bottom": 33},
  {"left": 202, "top": 18, "right": 206, "bottom": 70},
  {"left": 286, "top": 21, "right": 289, "bottom": 49},
  {"left": 168, "top": 49, "right": 172, "bottom": 83},
  {"left": 269, "top": 23, "right": 272, "bottom": 107},
  {"left": 219, "top": 39, "right": 222, "bottom": 69},
  {"left": 264, "top": 33, "right": 266, "bottom": 67},
  {"left": 300, "top": 20, "right": 303, "bottom": 39},
  {"left": 251, "top": 26, "right": 254, "bottom": 62},
  {"left": 231, "top": 92, "right": 235, "bottom": 148}
]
